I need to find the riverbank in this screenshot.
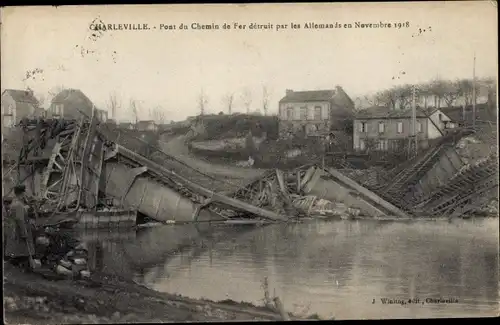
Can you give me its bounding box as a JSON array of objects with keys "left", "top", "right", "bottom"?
[{"left": 4, "top": 262, "right": 316, "bottom": 323}]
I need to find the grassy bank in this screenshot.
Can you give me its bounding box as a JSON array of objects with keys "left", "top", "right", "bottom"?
[{"left": 4, "top": 263, "right": 317, "bottom": 323}]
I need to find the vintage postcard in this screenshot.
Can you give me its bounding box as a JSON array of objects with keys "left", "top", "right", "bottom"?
[{"left": 1, "top": 1, "right": 498, "bottom": 322}]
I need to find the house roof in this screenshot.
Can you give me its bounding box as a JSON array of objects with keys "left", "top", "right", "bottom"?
[
  {"left": 51, "top": 88, "right": 95, "bottom": 117},
  {"left": 51, "top": 89, "right": 94, "bottom": 106},
  {"left": 279, "top": 90, "right": 336, "bottom": 103},
  {"left": 3, "top": 89, "right": 39, "bottom": 105},
  {"left": 355, "top": 106, "right": 439, "bottom": 119},
  {"left": 137, "top": 120, "right": 156, "bottom": 127}
]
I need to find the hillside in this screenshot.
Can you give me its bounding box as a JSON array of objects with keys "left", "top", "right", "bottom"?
[{"left": 190, "top": 114, "right": 279, "bottom": 141}]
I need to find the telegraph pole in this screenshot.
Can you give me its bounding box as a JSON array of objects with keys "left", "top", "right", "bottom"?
[
  {"left": 412, "top": 84, "right": 417, "bottom": 154},
  {"left": 472, "top": 53, "right": 477, "bottom": 128}
]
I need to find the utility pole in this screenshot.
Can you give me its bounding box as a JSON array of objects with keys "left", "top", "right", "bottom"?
[
  {"left": 412, "top": 84, "right": 417, "bottom": 154},
  {"left": 472, "top": 53, "right": 476, "bottom": 128}
]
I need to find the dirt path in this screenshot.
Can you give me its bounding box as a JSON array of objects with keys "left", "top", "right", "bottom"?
[{"left": 4, "top": 263, "right": 308, "bottom": 323}]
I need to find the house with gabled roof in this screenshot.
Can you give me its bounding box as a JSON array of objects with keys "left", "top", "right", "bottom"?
[
  {"left": 278, "top": 86, "right": 355, "bottom": 138},
  {"left": 1, "top": 89, "right": 43, "bottom": 128},
  {"left": 49, "top": 88, "right": 95, "bottom": 120},
  {"left": 1, "top": 89, "right": 44, "bottom": 128},
  {"left": 353, "top": 106, "right": 456, "bottom": 152}
]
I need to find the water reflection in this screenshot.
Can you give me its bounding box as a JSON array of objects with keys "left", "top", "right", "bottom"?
[{"left": 77, "top": 218, "right": 498, "bottom": 320}]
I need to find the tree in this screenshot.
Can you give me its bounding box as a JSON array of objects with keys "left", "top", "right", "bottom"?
[
  {"left": 393, "top": 84, "right": 413, "bottom": 110},
  {"left": 149, "top": 106, "right": 167, "bottom": 124},
  {"left": 129, "top": 98, "right": 139, "bottom": 126},
  {"left": 428, "top": 79, "right": 449, "bottom": 108},
  {"left": 364, "top": 94, "right": 382, "bottom": 107},
  {"left": 47, "top": 85, "right": 65, "bottom": 105},
  {"left": 222, "top": 92, "right": 234, "bottom": 114},
  {"left": 107, "top": 91, "right": 121, "bottom": 120},
  {"left": 34, "top": 92, "right": 45, "bottom": 109},
  {"left": 441, "top": 80, "right": 461, "bottom": 108},
  {"left": 478, "top": 77, "right": 497, "bottom": 113},
  {"left": 198, "top": 88, "right": 208, "bottom": 116},
  {"left": 416, "top": 82, "right": 432, "bottom": 109},
  {"left": 457, "top": 79, "right": 475, "bottom": 107},
  {"left": 262, "top": 86, "right": 271, "bottom": 116},
  {"left": 241, "top": 88, "right": 252, "bottom": 114},
  {"left": 373, "top": 89, "right": 397, "bottom": 109}
]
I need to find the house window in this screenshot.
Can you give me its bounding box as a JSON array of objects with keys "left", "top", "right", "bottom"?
[
  {"left": 397, "top": 121, "right": 403, "bottom": 134},
  {"left": 359, "top": 139, "right": 366, "bottom": 151},
  {"left": 379, "top": 139, "right": 389, "bottom": 151},
  {"left": 314, "top": 106, "right": 322, "bottom": 120},
  {"left": 358, "top": 121, "right": 367, "bottom": 133},
  {"left": 287, "top": 107, "right": 294, "bottom": 120},
  {"left": 5, "top": 104, "right": 14, "bottom": 115},
  {"left": 54, "top": 104, "right": 64, "bottom": 116},
  {"left": 416, "top": 121, "right": 422, "bottom": 133},
  {"left": 300, "top": 106, "right": 307, "bottom": 120},
  {"left": 438, "top": 113, "right": 443, "bottom": 121},
  {"left": 378, "top": 122, "right": 385, "bottom": 133}
]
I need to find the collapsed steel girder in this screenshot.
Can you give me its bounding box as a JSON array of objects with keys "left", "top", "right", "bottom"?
[{"left": 16, "top": 113, "right": 105, "bottom": 213}]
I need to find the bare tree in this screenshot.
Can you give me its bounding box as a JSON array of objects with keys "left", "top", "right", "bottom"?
[
  {"left": 394, "top": 84, "right": 414, "bottom": 110},
  {"left": 373, "top": 89, "right": 398, "bottom": 109},
  {"left": 129, "top": 98, "right": 139, "bottom": 127},
  {"left": 441, "top": 80, "right": 461, "bottom": 108},
  {"left": 47, "top": 85, "right": 65, "bottom": 105},
  {"left": 222, "top": 92, "right": 234, "bottom": 114},
  {"left": 354, "top": 97, "right": 364, "bottom": 111},
  {"left": 416, "top": 82, "right": 432, "bottom": 109},
  {"left": 456, "top": 79, "right": 475, "bottom": 107},
  {"left": 107, "top": 92, "right": 121, "bottom": 120},
  {"left": 241, "top": 88, "right": 253, "bottom": 114},
  {"left": 262, "top": 86, "right": 272, "bottom": 116},
  {"left": 363, "top": 94, "right": 381, "bottom": 107},
  {"left": 198, "top": 88, "right": 208, "bottom": 116},
  {"left": 34, "top": 92, "right": 45, "bottom": 109},
  {"left": 149, "top": 106, "right": 167, "bottom": 124},
  {"left": 428, "top": 79, "right": 450, "bottom": 108}
]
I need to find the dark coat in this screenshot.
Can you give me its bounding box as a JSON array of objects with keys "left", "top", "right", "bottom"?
[{"left": 4, "top": 198, "right": 35, "bottom": 258}]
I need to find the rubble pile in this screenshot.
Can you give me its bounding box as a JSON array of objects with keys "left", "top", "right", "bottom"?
[
  {"left": 455, "top": 135, "right": 495, "bottom": 165},
  {"left": 291, "top": 195, "right": 361, "bottom": 219},
  {"left": 34, "top": 229, "right": 91, "bottom": 279},
  {"left": 483, "top": 198, "right": 499, "bottom": 215}
]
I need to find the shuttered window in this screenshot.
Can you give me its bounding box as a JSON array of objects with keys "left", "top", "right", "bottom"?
[
  {"left": 314, "top": 106, "right": 322, "bottom": 120},
  {"left": 397, "top": 121, "right": 403, "bottom": 133},
  {"left": 378, "top": 122, "right": 385, "bottom": 133},
  {"left": 359, "top": 122, "right": 367, "bottom": 133},
  {"left": 300, "top": 106, "right": 307, "bottom": 120}
]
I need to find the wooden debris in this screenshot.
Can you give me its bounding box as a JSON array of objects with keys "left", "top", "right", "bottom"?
[{"left": 273, "top": 297, "right": 290, "bottom": 321}]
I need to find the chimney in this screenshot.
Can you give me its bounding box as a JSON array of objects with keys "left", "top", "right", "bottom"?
[{"left": 286, "top": 89, "right": 293, "bottom": 95}]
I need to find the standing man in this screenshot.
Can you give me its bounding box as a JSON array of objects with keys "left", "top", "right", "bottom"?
[{"left": 4, "top": 185, "right": 39, "bottom": 271}]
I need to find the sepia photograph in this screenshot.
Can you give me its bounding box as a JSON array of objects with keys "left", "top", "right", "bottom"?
[{"left": 1, "top": 2, "right": 498, "bottom": 322}]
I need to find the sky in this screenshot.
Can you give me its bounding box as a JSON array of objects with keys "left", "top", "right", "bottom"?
[{"left": 1, "top": 2, "right": 498, "bottom": 122}]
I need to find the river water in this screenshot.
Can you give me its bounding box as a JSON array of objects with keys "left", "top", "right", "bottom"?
[{"left": 79, "top": 218, "right": 499, "bottom": 320}]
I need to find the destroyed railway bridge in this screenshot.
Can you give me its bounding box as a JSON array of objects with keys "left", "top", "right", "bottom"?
[{"left": 4, "top": 113, "right": 498, "bottom": 225}]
